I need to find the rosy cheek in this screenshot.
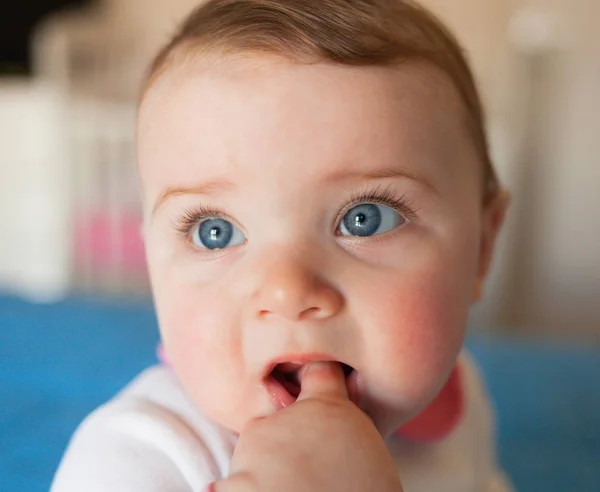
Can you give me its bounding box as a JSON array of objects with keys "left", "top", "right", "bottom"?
[
  {"left": 363, "top": 268, "right": 468, "bottom": 405},
  {"left": 156, "top": 289, "right": 247, "bottom": 425},
  {"left": 156, "top": 285, "right": 227, "bottom": 380}
]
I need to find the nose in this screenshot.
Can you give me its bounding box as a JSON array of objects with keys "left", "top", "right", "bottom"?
[{"left": 252, "top": 256, "right": 344, "bottom": 322}]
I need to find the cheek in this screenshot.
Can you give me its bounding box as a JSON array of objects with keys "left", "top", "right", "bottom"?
[
  {"left": 355, "top": 244, "right": 476, "bottom": 406},
  {"left": 385, "top": 272, "right": 466, "bottom": 361},
  {"left": 151, "top": 273, "right": 247, "bottom": 425},
  {"left": 160, "top": 294, "right": 224, "bottom": 371},
  {"left": 148, "top": 249, "right": 239, "bottom": 371}
]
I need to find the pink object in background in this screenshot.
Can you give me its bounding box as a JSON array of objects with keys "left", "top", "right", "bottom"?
[{"left": 73, "top": 210, "right": 147, "bottom": 272}]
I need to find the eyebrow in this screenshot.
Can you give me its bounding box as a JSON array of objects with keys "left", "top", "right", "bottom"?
[
  {"left": 325, "top": 167, "right": 439, "bottom": 194},
  {"left": 152, "top": 167, "right": 437, "bottom": 217},
  {"left": 152, "top": 179, "right": 235, "bottom": 216}
]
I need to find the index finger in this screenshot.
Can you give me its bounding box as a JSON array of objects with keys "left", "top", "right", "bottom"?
[{"left": 296, "top": 361, "right": 348, "bottom": 402}]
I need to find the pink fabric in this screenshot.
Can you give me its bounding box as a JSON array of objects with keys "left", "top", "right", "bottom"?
[
  {"left": 395, "top": 365, "right": 463, "bottom": 441},
  {"left": 156, "top": 343, "right": 169, "bottom": 365}
]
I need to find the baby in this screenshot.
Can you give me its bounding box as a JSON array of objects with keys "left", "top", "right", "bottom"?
[{"left": 52, "top": 0, "right": 514, "bottom": 490}]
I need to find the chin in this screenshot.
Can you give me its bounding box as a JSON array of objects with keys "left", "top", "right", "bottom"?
[{"left": 363, "top": 406, "right": 409, "bottom": 439}]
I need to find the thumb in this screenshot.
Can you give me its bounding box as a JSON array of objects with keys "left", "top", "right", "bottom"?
[
  {"left": 296, "top": 361, "right": 348, "bottom": 402},
  {"left": 208, "top": 474, "right": 254, "bottom": 492}
]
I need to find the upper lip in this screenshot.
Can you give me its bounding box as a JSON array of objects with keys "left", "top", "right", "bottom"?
[{"left": 262, "top": 352, "right": 345, "bottom": 380}]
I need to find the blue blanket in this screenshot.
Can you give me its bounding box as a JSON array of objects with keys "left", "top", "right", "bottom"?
[{"left": 1, "top": 295, "right": 599, "bottom": 491}]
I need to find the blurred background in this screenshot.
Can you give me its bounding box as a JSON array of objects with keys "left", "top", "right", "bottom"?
[
  {"left": 1, "top": 1, "right": 599, "bottom": 491},
  {"left": 0, "top": 0, "right": 599, "bottom": 341}
]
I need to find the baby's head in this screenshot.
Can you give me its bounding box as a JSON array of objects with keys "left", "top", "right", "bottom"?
[{"left": 137, "top": 0, "right": 508, "bottom": 437}]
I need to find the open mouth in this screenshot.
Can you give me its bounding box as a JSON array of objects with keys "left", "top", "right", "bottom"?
[{"left": 265, "top": 361, "right": 356, "bottom": 409}]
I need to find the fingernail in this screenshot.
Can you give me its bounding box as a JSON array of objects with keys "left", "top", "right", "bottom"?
[
  {"left": 301, "top": 360, "right": 337, "bottom": 380},
  {"left": 300, "top": 361, "right": 324, "bottom": 378},
  {"left": 203, "top": 482, "right": 215, "bottom": 492}
]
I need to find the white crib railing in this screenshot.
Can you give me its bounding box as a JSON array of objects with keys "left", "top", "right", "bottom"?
[
  {"left": 15, "top": 5, "right": 157, "bottom": 299},
  {"left": 68, "top": 99, "right": 149, "bottom": 295}
]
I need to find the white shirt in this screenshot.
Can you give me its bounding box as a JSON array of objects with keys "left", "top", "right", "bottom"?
[{"left": 51, "top": 353, "right": 514, "bottom": 492}]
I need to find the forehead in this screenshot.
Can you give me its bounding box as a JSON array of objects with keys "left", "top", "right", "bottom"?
[{"left": 137, "top": 55, "right": 476, "bottom": 198}]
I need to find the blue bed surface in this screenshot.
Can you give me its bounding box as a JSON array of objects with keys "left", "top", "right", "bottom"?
[{"left": 1, "top": 294, "right": 599, "bottom": 491}]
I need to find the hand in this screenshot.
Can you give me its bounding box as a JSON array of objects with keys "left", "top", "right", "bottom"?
[{"left": 211, "top": 361, "right": 403, "bottom": 492}]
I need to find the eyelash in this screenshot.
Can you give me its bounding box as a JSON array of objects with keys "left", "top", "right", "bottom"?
[
  {"left": 173, "top": 204, "right": 229, "bottom": 238},
  {"left": 335, "top": 186, "right": 419, "bottom": 232},
  {"left": 173, "top": 186, "right": 419, "bottom": 239}
]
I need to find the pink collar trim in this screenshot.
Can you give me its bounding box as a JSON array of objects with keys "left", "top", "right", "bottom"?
[{"left": 395, "top": 365, "right": 464, "bottom": 441}]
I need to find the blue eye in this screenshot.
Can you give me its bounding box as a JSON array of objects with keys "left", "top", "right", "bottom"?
[
  {"left": 339, "top": 203, "right": 405, "bottom": 237},
  {"left": 191, "top": 218, "right": 245, "bottom": 250}
]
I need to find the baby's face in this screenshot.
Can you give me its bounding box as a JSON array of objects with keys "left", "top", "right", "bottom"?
[{"left": 138, "top": 56, "right": 490, "bottom": 437}]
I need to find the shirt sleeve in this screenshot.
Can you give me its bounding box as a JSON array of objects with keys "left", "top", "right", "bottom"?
[{"left": 51, "top": 397, "right": 220, "bottom": 492}]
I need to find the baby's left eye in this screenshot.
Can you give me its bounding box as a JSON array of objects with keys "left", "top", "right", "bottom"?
[{"left": 338, "top": 203, "right": 405, "bottom": 237}]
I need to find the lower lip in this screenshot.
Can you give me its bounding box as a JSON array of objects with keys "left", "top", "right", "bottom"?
[{"left": 263, "top": 371, "right": 362, "bottom": 410}]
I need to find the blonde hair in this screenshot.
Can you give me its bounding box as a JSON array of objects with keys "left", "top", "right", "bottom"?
[{"left": 143, "top": 0, "right": 499, "bottom": 202}]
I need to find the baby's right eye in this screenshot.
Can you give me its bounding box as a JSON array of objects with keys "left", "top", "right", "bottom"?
[{"left": 191, "top": 218, "right": 246, "bottom": 250}]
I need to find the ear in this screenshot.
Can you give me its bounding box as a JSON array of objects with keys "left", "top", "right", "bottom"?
[{"left": 472, "top": 189, "right": 510, "bottom": 302}]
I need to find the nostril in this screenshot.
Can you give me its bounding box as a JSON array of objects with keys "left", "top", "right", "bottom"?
[
  {"left": 298, "top": 306, "right": 321, "bottom": 320},
  {"left": 257, "top": 309, "right": 273, "bottom": 320}
]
